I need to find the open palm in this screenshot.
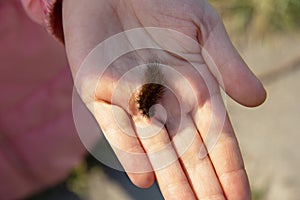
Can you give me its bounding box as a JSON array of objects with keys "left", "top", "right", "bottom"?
[{"left": 63, "top": 0, "right": 266, "bottom": 199}]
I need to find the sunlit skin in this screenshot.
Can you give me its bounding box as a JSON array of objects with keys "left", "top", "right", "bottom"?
[{"left": 62, "top": 0, "right": 266, "bottom": 199}]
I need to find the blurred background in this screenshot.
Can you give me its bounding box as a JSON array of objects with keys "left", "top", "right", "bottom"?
[{"left": 65, "top": 1, "right": 300, "bottom": 199}]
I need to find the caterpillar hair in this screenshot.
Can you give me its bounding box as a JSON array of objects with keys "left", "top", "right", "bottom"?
[{"left": 136, "top": 62, "right": 165, "bottom": 118}]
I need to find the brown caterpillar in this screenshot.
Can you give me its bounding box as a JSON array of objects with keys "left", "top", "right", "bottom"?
[{"left": 136, "top": 62, "right": 165, "bottom": 118}]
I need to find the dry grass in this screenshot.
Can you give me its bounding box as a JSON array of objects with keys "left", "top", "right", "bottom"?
[{"left": 209, "top": 0, "right": 300, "bottom": 40}]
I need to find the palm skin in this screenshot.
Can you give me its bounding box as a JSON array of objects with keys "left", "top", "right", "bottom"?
[{"left": 62, "top": 0, "right": 266, "bottom": 199}]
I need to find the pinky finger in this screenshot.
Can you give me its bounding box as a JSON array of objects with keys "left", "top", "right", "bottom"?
[{"left": 92, "top": 101, "right": 155, "bottom": 188}]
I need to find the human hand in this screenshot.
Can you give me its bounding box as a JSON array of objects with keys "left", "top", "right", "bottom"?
[{"left": 62, "top": 0, "right": 266, "bottom": 199}]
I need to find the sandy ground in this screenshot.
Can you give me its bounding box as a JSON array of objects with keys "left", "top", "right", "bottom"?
[
  {"left": 228, "top": 33, "right": 300, "bottom": 200},
  {"left": 83, "top": 33, "right": 300, "bottom": 200}
]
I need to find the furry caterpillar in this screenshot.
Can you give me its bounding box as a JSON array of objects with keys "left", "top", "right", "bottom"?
[{"left": 136, "top": 62, "right": 165, "bottom": 118}]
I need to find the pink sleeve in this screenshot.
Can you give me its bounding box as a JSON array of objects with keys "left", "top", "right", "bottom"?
[{"left": 21, "top": 0, "right": 64, "bottom": 43}]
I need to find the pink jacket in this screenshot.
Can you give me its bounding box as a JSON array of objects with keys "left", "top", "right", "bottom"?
[{"left": 0, "top": 0, "right": 87, "bottom": 199}]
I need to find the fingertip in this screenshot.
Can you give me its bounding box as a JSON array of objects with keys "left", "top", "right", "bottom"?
[
  {"left": 221, "top": 59, "right": 267, "bottom": 108},
  {"left": 250, "top": 83, "right": 267, "bottom": 107},
  {"left": 238, "top": 80, "right": 267, "bottom": 107},
  {"left": 128, "top": 172, "right": 155, "bottom": 188}
]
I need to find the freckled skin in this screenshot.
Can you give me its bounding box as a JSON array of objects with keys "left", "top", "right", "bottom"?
[{"left": 136, "top": 62, "right": 165, "bottom": 118}]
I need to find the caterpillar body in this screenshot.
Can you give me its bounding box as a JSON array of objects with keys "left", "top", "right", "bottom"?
[{"left": 136, "top": 62, "right": 165, "bottom": 118}]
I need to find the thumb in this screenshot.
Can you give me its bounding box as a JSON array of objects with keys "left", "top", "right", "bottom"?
[{"left": 200, "top": 10, "right": 266, "bottom": 107}]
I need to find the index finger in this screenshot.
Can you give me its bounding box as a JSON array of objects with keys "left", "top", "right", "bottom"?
[{"left": 193, "top": 91, "right": 251, "bottom": 200}]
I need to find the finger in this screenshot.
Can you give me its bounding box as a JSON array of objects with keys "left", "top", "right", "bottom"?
[
  {"left": 198, "top": 7, "right": 266, "bottom": 107},
  {"left": 134, "top": 117, "right": 197, "bottom": 200},
  {"left": 169, "top": 116, "right": 226, "bottom": 199},
  {"left": 92, "top": 101, "right": 155, "bottom": 188},
  {"left": 193, "top": 92, "right": 251, "bottom": 200}
]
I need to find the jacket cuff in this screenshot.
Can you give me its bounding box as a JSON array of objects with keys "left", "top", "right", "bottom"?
[{"left": 42, "top": 0, "right": 64, "bottom": 44}]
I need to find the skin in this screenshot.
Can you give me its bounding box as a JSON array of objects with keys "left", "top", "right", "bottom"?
[{"left": 62, "top": 0, "right": 267, "bottom": 199}]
